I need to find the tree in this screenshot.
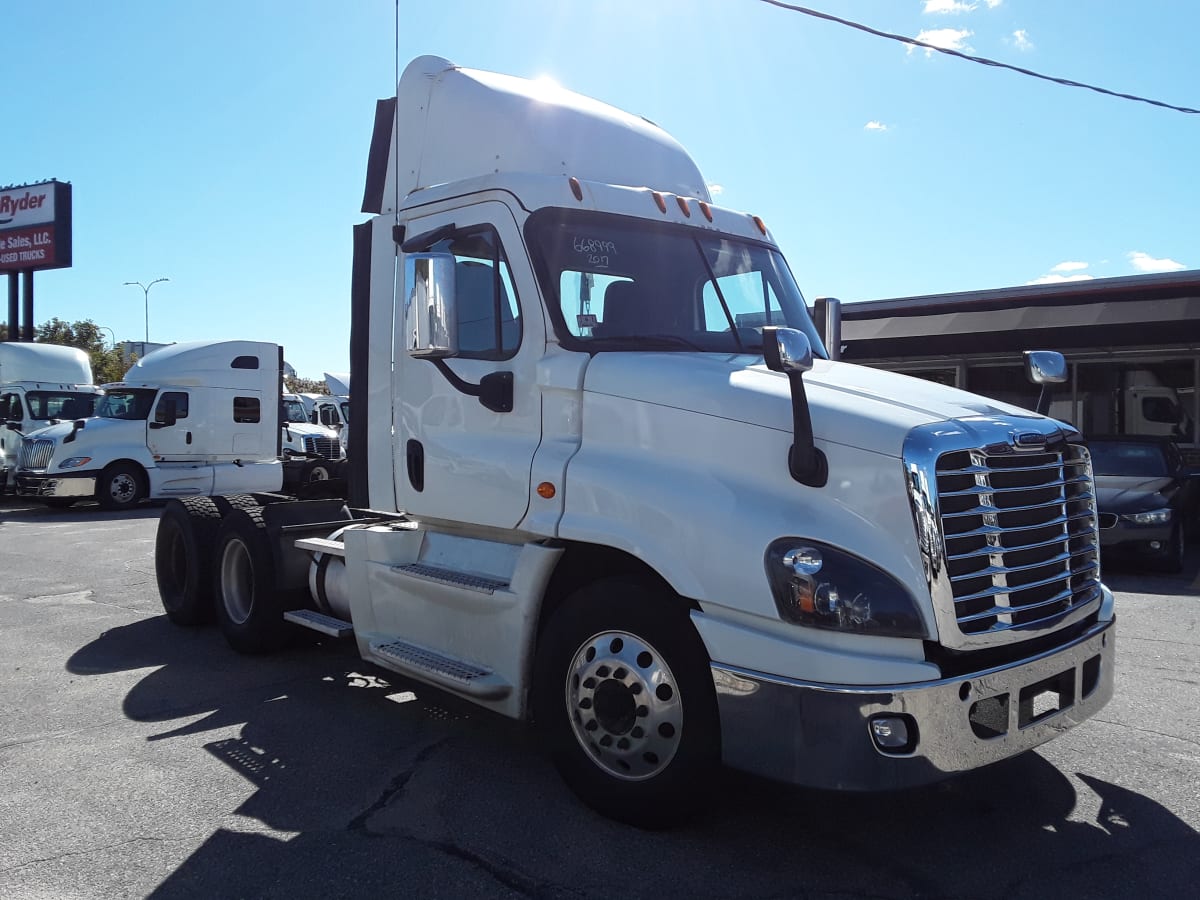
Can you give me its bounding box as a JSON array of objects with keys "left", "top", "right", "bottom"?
[
  {"left": 27, "top": 317, "right": 127, "bottom": 384},
  {"left": 285, "top": 376, "right": 329, "bottom": 395}
]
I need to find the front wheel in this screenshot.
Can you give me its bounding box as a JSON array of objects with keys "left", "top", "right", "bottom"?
[
  {"left": 533, "top": 577, "right": 720, "bottom": 828},
  {"left": 97, "top": 462, "right": 146, "bottom": 510}
]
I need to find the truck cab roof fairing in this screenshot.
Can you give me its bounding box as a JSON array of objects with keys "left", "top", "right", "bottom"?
[{"left": 368, "top": 56, "right": 710, "bottom": 214}]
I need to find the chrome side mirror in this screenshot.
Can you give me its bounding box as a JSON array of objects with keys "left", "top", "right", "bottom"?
[
  {"left": 763, "top": 327, "right": 814, "bottom": 375},
  {"left": 1024, "top": 350, "right": 1067, "bottom": 416},
  {"left": 1024, "top": 350, "right": 1067, "bottom": 385},
  {"left": 404, "top": 253, "right": 459, "bottom": 359}
]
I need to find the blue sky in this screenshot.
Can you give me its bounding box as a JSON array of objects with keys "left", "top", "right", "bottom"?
[{"left": 5, "top": 0, "right": 1196, "bottom": 379}]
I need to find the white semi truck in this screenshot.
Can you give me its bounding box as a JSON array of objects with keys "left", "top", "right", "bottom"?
[
  {"left": 14, "top": 340, "right": 344, "bottom": 509},
  {"left": 0, "top": 343, "right": 103, "bottom": 493},
  {"left": 153, "top": 57, "right": 1115, "bottom": 826}
]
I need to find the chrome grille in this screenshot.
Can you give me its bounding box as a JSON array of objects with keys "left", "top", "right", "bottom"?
[
  {"left": 302, "top": 435, "right": 341, "bottom": 460},
  {"left": 18, "top": 438, "right": 55, "bottom": 470},
  {"left": 905, "top": 421, "right": 1103, "bottom": 650}
]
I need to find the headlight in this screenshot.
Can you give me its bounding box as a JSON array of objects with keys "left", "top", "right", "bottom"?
[
  {"left": 59, "top": 457, "right": 92, "bottom": 469},
  {"left": 1121, "top": 508, "right": 1172, "bottom": 526},
  {"left": 764, "top": 538, "right": 927, "bottom": 638}
]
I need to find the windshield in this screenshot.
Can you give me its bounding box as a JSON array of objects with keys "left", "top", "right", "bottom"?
[
  {"left": 283, "top": 398, "right": 309, "bottom": 423},
  {"left": 95, "top": 388, "right": 158, "bottom": 421},
  {"left": 527, "top": 209, "right": 827, "bottom": 356},
  {"left": 25, "top": 391, "right": 98, "bottom": 421},
  {"left": 1088, "top": 440, "right": 1170, "bottom": 478},
  {"left": 340, "top": 401, "right": 350, "bottom": 422}
]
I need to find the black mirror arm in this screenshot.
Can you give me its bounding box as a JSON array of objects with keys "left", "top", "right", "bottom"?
[
  {"left": 786, "top": 372, "right": 828, "bottom": 487},
  {"left": 430, "top": 360, "right": 513, "bottom": 414},
  {"left": 1035, "top": 385, "right": 1051, "bottom": 416}
]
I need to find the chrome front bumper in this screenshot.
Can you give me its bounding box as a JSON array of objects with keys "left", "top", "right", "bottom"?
[
  {"left": 712, "top": 615, "right": 1115, "bottom": 791},
  {"left": 14, "top": 471, "right": 98, "bottom": 498}
]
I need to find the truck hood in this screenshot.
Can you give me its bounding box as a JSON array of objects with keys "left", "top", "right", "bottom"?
[
  {"left": 583, "top": 353, "right": 1045, "bottom": 457},
  {"left": 25, "top": 417, "right": 137, "bottom": 442}
]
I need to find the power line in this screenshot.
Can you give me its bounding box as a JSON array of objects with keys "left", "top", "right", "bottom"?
[{"left": 757, "top": 0, "right": 1200, "bottom": 115}]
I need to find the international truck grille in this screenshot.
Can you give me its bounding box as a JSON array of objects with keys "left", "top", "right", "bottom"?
[
  {"left": 18, "top": 439, "right": 55, "bottom": 470},
  {"left": 303, "top": 435, "right": 341, "bottom": 460},
  {"left": 905, "top": 422, "right": 1103, "bottom": 651}
]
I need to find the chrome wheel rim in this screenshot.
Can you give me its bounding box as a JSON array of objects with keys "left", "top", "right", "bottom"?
[
  {"left": 565, "top": 630, "right": 682, "bottom": 781},
  {"left": 109, "top": 472, "right": 137, "bottom": 504}
]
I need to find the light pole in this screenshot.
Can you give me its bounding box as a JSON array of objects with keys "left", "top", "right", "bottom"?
[
  {"left": 123, "top": 278, "right": 169, "bottom": 344},
  {"left": 98, "top": 325, "right": 117, "bottom": 350}
]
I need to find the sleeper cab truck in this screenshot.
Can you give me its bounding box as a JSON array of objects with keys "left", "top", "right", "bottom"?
[
  {"left": 153, "top": 57, "right": 1115, "bottom": 827},
  {"left": 15, "top": 341, "right": 287, "bottom": 509},
  {"left": 0, "top": 343, "right": 102, "bottom": 493}
]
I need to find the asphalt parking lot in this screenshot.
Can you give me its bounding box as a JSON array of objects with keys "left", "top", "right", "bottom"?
[{"left": 2, "top": 495, "right": 1199, "bottom": 899}]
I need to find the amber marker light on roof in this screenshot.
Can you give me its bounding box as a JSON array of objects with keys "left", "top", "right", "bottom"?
[
  {"left": 699, "top": 201, "right": 713, "bottom": 222},
  {"left": 676, "top": 196, "right": 691, "bottom": 217},
  {"left": 569, "top": 177, "right": 583, "bottom": 201},
  {"left": 652, "top": 191, "right": 667, "bottom": 213},
  {"left": 752, "top": 215, "right": 767, "bottom": 235},
  {"left": 537, "top": 482, "right": 556, "bottom": 499}
]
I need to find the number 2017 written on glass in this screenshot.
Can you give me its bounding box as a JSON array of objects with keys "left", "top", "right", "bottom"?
[{"left": 573, "top": 236, "right": 617, "bottom": 268}]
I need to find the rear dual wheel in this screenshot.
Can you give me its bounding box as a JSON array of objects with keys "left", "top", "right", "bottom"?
[
  {"left": 214, "top": 507, "right": 292, "bottom": 654},
  {"left": 156, "top": 495, "right": 265, "bottom": 626}
]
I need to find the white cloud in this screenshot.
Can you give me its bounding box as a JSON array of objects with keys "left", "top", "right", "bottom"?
[
  {"left": 1051, "top": 261, "right": 1088, "bottom": 273},
  {"left": 707, "top": 183, "right": 724, "bottom": 196},
  {"left": 1026, "top": 273, "right": 1095, "bottom": 285},
  {"left": 865, "top": 121, "right": 888, "bottom": 131},
  {"left": 1012, "top": 29, "right": 1033, "bottom": 51},
  {"left": 985, "top": 0, "right": 1003, "bottom": 7},
  {"left": 909, "top": 28, "right": 973, "bottom": 56},
  {"left": 1128, "top": 251, "right": 1186, "bottom": 273},
  {"left": 923, "top": 1, "right": 976, "bottom": 13}
]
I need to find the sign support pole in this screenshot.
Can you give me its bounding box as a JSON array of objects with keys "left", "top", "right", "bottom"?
[
  {"left": 5, "top": 273, "right": 16, "bottom": 341},
  {"left": 21, "top": 271, "right": 33, "bottom": 342}
]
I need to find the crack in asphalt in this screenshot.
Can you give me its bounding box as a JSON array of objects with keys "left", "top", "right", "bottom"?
[
  {"left": 1088, "top": 716, "right": 1200, "bottom": 749},
  {"left": 344, "top": 739, "right": 585, "bottom": 898},
  {"left": 0, "top": 836, "right": 187, "bottom": 875},
  {"left": 346, "top": 738, "right": 450, "bottom": 836}
]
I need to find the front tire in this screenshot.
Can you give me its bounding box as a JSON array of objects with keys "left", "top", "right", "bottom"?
[
  {"left": 97, "top": 462, "right": 146, "bottom": 510},
  {"left": 533, "top": 577, "right": 720, "bottom": 828}
]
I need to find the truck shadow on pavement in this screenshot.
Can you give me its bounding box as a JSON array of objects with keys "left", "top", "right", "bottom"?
[
  {"left": 67, "top": 617, "right": 1200, "bottom": 900},
  {"left": 0, "top": 494, "right": 164, "bottom": 522}
]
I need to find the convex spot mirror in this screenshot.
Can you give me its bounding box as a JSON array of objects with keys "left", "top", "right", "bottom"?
[{"left": 404, "top": 253, "right": 459, "bottom": 359}]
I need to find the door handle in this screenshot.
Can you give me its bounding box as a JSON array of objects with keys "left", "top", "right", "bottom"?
[{"left": 186, "top": 432, "right": 192, "bottom": 445}]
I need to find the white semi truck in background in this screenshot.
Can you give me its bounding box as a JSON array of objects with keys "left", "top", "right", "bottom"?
[
  {"left": 0, "top": 343, "right": 103, "bottom": 493},
  {"left": 153, "top": 57, "right": 1115, "bottom": 826},
  {"left": 14, "top": 340, "right": 345, "bottom": 509}
]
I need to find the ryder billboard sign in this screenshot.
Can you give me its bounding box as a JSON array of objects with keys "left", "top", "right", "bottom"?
[{"left": 0, "top": 180, "right": 73, "bottom": 272}]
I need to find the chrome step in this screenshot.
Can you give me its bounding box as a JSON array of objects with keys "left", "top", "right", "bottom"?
[
  {"left": 371, "top": 639, "right": 511, "bottom": 699},
  {"left": 284, "top": 609, "right": 354, "bottom": 637},
  {"left": 294, "top": 536, "right": 346, "bottom": 557}
]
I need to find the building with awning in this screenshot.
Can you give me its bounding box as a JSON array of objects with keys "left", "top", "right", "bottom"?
[{"left": 840, "top": 269, "right": 1200, "bottom": 447}]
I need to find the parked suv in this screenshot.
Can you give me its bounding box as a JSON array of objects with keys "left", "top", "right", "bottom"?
[{"left": 1090, "top": 435, "right": 1200, "bottom": 572}]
